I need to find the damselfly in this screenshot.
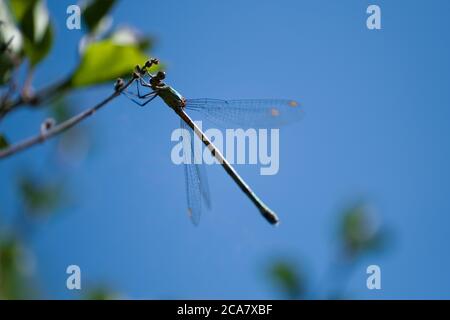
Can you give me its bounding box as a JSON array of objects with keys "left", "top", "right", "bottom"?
[{"left": 123, "top": 59, "right": 303, "bottom": 225}]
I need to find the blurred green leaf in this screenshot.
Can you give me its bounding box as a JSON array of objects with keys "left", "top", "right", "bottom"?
[
  {"left": 0, "top": 0, "right": 23, "bottom": 84},
  {"left": 0, "top": 53, "right": 14, "bottom": 84},
  {"left": 10, "top": 0, "right": 53, "bottom": 66},
  {"left": 82, "top": 0, "right": 116, "bottom": 33},
  {"left": 9, "top": 0, "right": 29, "bottom": 21},
  {"left": 0, "top": 0, "right": 23, "bottom": 52},
  {"left": 84, "top": 286, "right": 120, "bottom": 300},
  {"left": 51, "top": 96, "right": 72, "bottom": 123},
  {"left": 18, "top": 176, "right": 63, "bottom": 216},
  {"left": 0, "top": 54, "right": 14, "bottom": 86},
  {"left": 340, "top": 203, "right": 385, "bottom": 257},
  {"left": 0, "top": 239, "right": 22, "bottom": 299},
  {"left": 24, "top": 20, "right": 52, "bottom": 66},
  {"left": 0, "top": 238, "right": 31, "bottom": 299},
  {"left": 269, "top": 260, "right": 305, "bottom": 299},
  {"left": 0, "top": 134, "right": 9, "bottom": 149},
  {"left": 70, "top": 39, "right": 150, "bottom": 87}
]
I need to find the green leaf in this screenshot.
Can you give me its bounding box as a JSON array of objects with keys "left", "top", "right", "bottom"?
[
  {"left": 9, "top": 0, "right": 30, "bottom": 21},
  {"left": 0, "top": 134, "right": 9, "bottom": 149},
  {"left": 269, "top": 260, "right": 305, "bottom": 299},
  {"left": 0, "top": 0, "right": 23, "bottom": 84},
  {"left": 0, "top": 53, "right": 14, "bottom": 85},
  {"left": 82, "top": 0, "right": 116, "bottom": 33},
  {"left": 0, "top": 236, "right": 39, "bottom": 299},
  {"left": 70, "top": 39, "right": 150, "bottom": 87},
  {"left": 10, "top": 0, "right": 53, "bottom": 66},
  {"left": 339, "top": 202, "right": 385, "bottom": 257},
  {"left": 0, "top": 238, "right": 28, "bottom": 299},
  {"left": 0, "top": 0, "right": 23, "bottom": 53},
  {"left": 51, "top": 97, "right": 72, "bottom": 123},
  {"left": 18, "top": 176, "right": 63, "bottom": 216},
  {"left": 24, "top": 22, "right": 52, "bottom": 66},
  {"left": 84, "top": 286, "right": 121, "bottom": 300}
]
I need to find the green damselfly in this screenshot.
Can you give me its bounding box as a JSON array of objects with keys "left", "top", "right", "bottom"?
[{"left": 123, "top": 59, "right": 303, "bottom": 225}]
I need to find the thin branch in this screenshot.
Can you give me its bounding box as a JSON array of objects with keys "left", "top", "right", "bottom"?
[
  {"left": 0, "top": 77, "right": 72, "bottom": 120},
  {"left": 0, "top": 77, "right": 135, "bottom": 160}
]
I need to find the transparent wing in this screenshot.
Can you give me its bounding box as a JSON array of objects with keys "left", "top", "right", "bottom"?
[
  {"left": 180, "top": 119, "right": 211, "bottom": 225},
  {"left": 185, "top": 99, "right": 303, "bottom": 128}
]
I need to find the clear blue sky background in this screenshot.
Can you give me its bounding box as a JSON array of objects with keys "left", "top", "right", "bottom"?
[{"left": 1, "top": 0, "right": 450, "bottom": 299}]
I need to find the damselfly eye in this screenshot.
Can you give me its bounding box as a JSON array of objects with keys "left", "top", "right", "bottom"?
[{"left": 156, "top": 71, "right": 166, "bottom": 80}]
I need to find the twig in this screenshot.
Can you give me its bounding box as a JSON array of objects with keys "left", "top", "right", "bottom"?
[
  {"left": 0, "top": 77, "right": 135, "bottom": 160},
  {"left": 0, "top": 78, "right": 72, "bottom": 120}
]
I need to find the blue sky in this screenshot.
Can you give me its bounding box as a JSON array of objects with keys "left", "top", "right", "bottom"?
[{"left": 1, "top": 0, "right": 450, "bottom": 298}]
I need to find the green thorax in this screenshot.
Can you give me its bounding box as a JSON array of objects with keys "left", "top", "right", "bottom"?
[{"left": 157, "top": 85, "right": 185, "bottom": 109}]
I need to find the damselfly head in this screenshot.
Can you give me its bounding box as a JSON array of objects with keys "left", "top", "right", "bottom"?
[
  {"left": 150, "top": 71, "right": 166, "bottom": 88},
  {"left": 155, "top": 71, "right": 166, "bottom": 80}
]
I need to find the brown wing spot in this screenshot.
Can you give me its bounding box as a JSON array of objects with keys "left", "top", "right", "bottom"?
[
  {"left": 289, "top": 100, "right": 298, "bottom": 107},
  {"left": 271, "top": 108, "right": 280, "bottom": 117}
]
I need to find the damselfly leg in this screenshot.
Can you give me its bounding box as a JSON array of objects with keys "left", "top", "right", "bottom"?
[
  {"left": 122, "top": 59, "right": 160, "bottom": 106},
  {"left": 123, "top": 74, "right": 157, "bottom": 106}
]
